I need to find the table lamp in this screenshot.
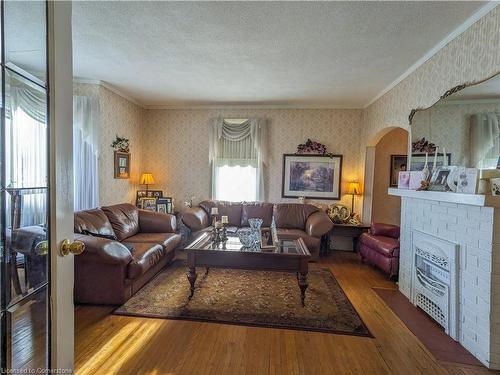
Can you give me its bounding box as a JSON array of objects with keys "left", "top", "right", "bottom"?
[
  {"left": 140, "top": 173, "right": 155, "bottom": 193},
  {"left": 347, "top": 181, "right": 361, "bottom": 213}
]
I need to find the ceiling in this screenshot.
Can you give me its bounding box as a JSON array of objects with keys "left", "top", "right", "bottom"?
[{"left": 70, "top": 1, "right": 491, "bottom": 108}]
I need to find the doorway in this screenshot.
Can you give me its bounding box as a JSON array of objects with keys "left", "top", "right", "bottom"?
[{"left": 362, "top": 127, "right": 409, "bottom": 225}]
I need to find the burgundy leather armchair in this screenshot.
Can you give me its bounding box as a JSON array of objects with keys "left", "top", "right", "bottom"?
[
  {"left": 182, "top": 201, "right": 333, "bottom": 259},
  {"left": 358, "top": 223, "right": 400, "bottom": 278},
  {"left": 74, "top": 203, "right": 181, "bottom": 304}
]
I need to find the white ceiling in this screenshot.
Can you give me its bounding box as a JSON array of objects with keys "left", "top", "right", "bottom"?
[{"left": 71, "top": 1, "right": 491, "bottom": 108}]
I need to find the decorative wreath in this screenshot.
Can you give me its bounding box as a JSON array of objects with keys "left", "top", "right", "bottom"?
[{"left": 296, "top": 139, "right": 334, "bottom": 157}]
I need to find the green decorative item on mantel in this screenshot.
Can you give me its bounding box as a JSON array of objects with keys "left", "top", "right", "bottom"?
[{"left": 111, "top": 135, "right": 130, "bottom": 153}]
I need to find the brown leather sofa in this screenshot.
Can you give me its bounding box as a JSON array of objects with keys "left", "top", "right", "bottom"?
[
  {"left": 358, "top": 223, "right": 400, "bottom": 278},
  {"left": 74, "top": 203, "right": 181, "bottom": 305},
  {"left": 182, "top": 200, "right": 333, "bottom": 259}
]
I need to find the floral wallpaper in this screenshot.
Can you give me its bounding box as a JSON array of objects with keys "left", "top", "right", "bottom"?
[
  {"left": 141, "top": 109, "right": 363, "bottom": 211},
  {"left": 74, "top": 83, "right": 144, "bottom": 206}
]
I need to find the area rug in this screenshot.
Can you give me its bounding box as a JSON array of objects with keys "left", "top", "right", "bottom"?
[
  {"left": 114, "top": 260, "right": 371, "bottom": 337},
  {"left": 373, "top": 287, "right": 482, "bottom": 366}
]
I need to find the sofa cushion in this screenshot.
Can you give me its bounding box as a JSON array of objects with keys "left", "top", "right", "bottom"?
[
  {"left": 359, "top": 233, "right": 399, "bottom": 257},
  {"left": 124, "top": 242, "right": 164, "bottom": 279},
  {"left": 199, "top": 200, "right": 242, "bottom": 227},
  {"left": 101, "top": 204, "right": 140, "bottom": 241},
  {"left": 125, "top": 232, "right": 181, "bottom": 254},
  {"left": 241, "top": 202, "right": 274, "bottom": 227},
  {"left": 273, "top": 204, "right": 319, "bottom": 230},
  {"left": 74, "top": 209, "right": 116, "bottom": 237},
  {"left": 276, "top": 228, "right": 320, "bottom": 252}
]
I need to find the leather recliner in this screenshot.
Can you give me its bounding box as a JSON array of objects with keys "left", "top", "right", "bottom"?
[
  {"left": 357, "top": 223, "right": 400, "bottom": 278},
  {"left": 74, "top": 203, "right": 181, "bottom": 305},
  {"left": 182, "top": 201, "right": 333, "bottom": 259}
]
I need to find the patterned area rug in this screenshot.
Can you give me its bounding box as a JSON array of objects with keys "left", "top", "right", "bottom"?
[{"left": 114, "top": 260, "right": 371, "bottom": 337}]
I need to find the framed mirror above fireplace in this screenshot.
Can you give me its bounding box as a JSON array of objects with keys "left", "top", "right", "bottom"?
[{"left": 408, "top": 71, "right": 500, "bottom": 186}]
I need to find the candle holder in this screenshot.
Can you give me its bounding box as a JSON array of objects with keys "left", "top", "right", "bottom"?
[{"left": 221, "top": 223, "right": 228, "bottom": 242}]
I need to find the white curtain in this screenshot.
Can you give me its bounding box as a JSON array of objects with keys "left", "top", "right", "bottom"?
[
  {"left": 209, "top": 118, "right": 268, "bottom": 201},
  {"left": 470, "top": 112, "right": 500, "bottom": 169},
  {"left": 73, "top": 95, "right": 100, "bottom": 211},
  {"left": 5, "top": 73, "right": 48, "bottom": 227}
]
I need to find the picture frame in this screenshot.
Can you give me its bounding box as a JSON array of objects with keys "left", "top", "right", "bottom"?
[
  {"left": 410, "top": 153, "right": 451, "bottom": 175},
  {"left": 390, "top": 155, "right": 408, "bottom": 187},
  {"left": 491, "top": 178, "right": 500, "bottom": 196},
  {"left": 428, "top": 167, "right": 454, "bottom": 192},
  {"left": 138, "top": 197, "right": 157, "bottom": 211},
  {"left": 114, "top": 151, "right": 130, "bottom": 179},
  {"left": 156, "top": 197, "right": 173, "bottom": 214},
  {"left": 282, "top": 154, "right": 342, "bottom": 200},
  {"left": 456, "top": 167, "right": 478, "bottom": 194},
  {"left": 136, "top": 190, "right": 163, "bottom": 206},
  {"left": 398, "top": 171, "right": 410, "bottom": 189}
]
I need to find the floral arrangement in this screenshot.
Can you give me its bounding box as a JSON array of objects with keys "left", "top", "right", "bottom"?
[
  {"left": 296, "top": 139, "right": 334, "bottom": 157},
  {"left": 184, "top": 195, "right": 196, "bottom": 208},
  {"left": 111, "top": 135, "right": 130, "bottom": 153},
  {"left": 412, "top": 137, "right": 436, "bottom": 153}
]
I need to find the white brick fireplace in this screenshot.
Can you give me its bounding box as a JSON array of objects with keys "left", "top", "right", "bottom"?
[{"left": 389, "top": 188, "right": 500, "bottom": 368}]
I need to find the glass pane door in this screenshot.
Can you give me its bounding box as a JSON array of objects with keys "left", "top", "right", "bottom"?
[{"left": 1, "top": 0, "right": 49, "bottom": 371}]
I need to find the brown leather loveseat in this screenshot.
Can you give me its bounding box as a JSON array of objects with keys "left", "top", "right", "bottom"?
[
  {"left": 182, "top": 200, "right": 332, "bottom": 259},
  {"left": 74, "top": 203, "right": 181, "bottom": 304}
]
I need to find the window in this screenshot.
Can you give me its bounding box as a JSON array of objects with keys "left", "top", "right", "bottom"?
[
  {"left": 214, "top": 164, "right": 257, "bottom": 201},
  {"left": 209, "top": 119, "right": 268, "bottom": 202}
]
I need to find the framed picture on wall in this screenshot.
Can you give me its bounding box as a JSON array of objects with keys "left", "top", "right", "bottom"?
[
  {"left": 282, "top": 154, "right": 342, "bottom": 200},
  {"left": 114, "top": 151, "right": 130, "bottom": 179},
  {"left": 389, "top": 155, "right": 408, "bottom": 187}
]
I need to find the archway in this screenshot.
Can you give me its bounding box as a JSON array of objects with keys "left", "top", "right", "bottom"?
[{"left": 362, "top": 126, "right": 409, "bottom": 225}]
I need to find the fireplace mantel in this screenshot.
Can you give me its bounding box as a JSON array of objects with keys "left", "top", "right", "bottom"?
[{"left": 388, "top": 188, "right": 500, "bottom": 208}]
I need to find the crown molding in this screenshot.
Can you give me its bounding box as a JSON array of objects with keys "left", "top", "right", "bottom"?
[
  {"left": 363, "top": 1, "right": 499, "bottom": 109},
  {"left": 73, "top": 78, "right": 145, "bottom": 107},
  {"left": 142, "top": 103, "right": 362, "bottom": 110}
]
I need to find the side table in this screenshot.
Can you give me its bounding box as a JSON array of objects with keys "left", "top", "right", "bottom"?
[{"left": 321, "top": 223, "right": 370, "bottom": 255}]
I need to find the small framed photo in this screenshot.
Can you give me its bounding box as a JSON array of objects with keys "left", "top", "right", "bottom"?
[
  {"left": 390, "top": 155, "right": 408, "bottom": 187},
  {"left": 138, "top": 197, "right": 157, "bottom": 211},
  {"left": 491, "top": 178, "right": 500, "bottom": 196},
  {"left": 496, "top": 156, "right": 500, "bottom": 169},
  {"left": 147, "top": 190, "right": 163, "bottom": 199},
  {"left": 157, "top": 197, "right": 173, "bottom": 214},
  {"left": 114, "top": 152, "right": 130, "bottom": 179},
  {"left": 398, "top": 171, "right": 410, "bottom": 189},
  {"left": 428, "top": 167, "right": 453, "bottom": 192}
]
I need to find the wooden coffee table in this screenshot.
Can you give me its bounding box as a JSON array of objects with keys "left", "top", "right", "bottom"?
[{"left": 184, "top": 232, "right": 311, "bottom": 306}]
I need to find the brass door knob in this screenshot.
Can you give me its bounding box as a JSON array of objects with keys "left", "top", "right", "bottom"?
[{"left": 60, "top": 239, "right": 85, "bottom": 256}]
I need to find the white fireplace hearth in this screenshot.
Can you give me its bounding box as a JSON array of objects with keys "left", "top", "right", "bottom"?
[{"left": 388, "top": 188, "right": 500, "bottom": 369}]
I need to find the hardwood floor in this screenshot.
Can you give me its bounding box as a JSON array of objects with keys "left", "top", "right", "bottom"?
[{"left": 75, "top": 251, "right": 499, "bottom": 375}]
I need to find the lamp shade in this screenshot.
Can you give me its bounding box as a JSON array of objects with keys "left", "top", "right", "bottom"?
[
  {"left": 140, "top": 173, "right": 155, "bottom": 185},
  {"left": 347, "top": 181, "right": 361, "bottom": 195}
]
